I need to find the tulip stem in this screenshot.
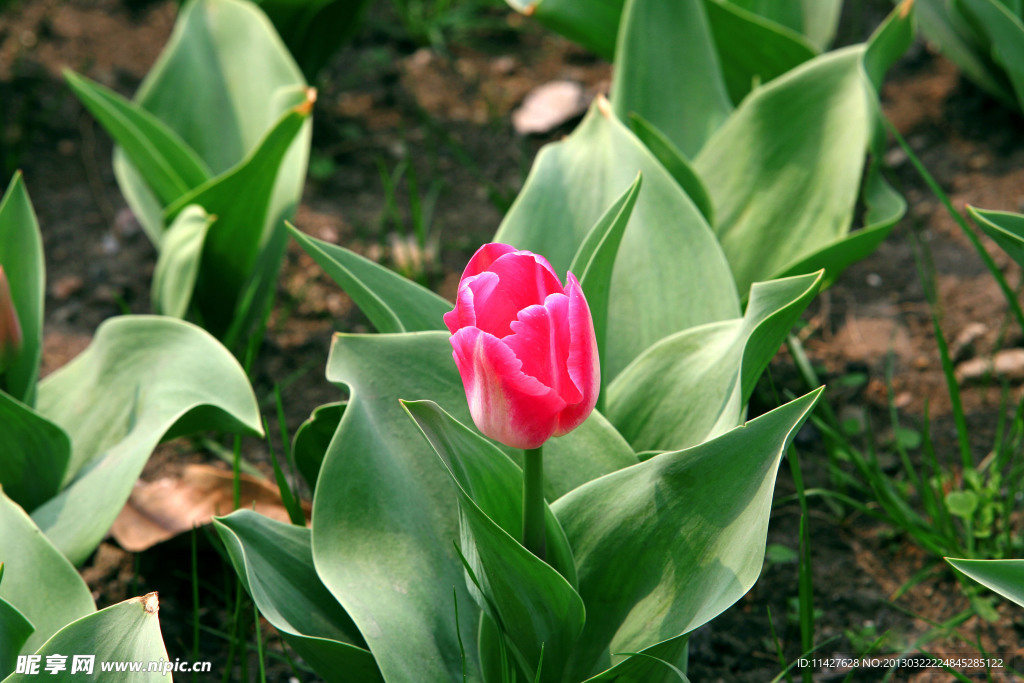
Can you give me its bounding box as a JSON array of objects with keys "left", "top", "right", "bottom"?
[{"left": 522, "top": 446, "right": 546, "bottom": 561}]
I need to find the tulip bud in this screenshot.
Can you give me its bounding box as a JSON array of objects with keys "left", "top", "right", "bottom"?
[
  {"left": 0, "top": 265, "right": 22, "bottom": 375},
  {"left": 444, "top": 243, "right": 600, "bottom": 449}
]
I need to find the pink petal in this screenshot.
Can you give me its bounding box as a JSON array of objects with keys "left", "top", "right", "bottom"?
[
  {"left": 469, "top": 252, "right": 565, "bottom": 337},
  {"left": 504, "top": 293, "right": 582, "bottom": 406},
  {"left": 450, "top": 326, "right": 567, "bottom": 449},
  {"left": 459, "top": 243, "right": 517, "bottom": 286},
  {"left": 553, "top": 272, "right": 599, "bottom": 436}
]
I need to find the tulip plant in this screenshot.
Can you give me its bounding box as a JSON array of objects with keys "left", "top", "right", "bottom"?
[
  {"left": 916, "top": 0, "right": 1024, "bottom": 113},
  {"left": 506, "top": 0, "right": 913, "bottom": 299},
  {"left": 214, "top": 141, "right": 829, "bottom": 680},
  {"left": 0, "top": 173, "right": 264, "bottom": 678},
  {"left": 65, "top": 0, "right": 313, "bottom": 352}
]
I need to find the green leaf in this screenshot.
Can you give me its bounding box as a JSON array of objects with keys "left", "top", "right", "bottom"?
[
  {"left": 30, "top": 316, "right": 262, "bottom": 565},
  {"left": 702, "top": 0, "right": 817, "bottom": 105},
  {"left": 164, "top": 96, "right": 313, "bottom": 343},
  {"left": 0, "top": 391, "right": 70, "bottom": 512},
  {"left": 0, "top": 595, "right": 33, "bottom": 679},
  {"left": 969, "top": 206, "right": 1024, "bottom": 268},
  {"left": 775, "top": 166, "right": 905, "bottom": 290},
  {"left": 213, "top": 510, "right": 382, "bottom": 683},
  {"left": 694, "top": 2, "right": 912, "bottom": 293},
  {"left": 552, "top": 389, "right": 822, "bottom": 680},
  {"left": 63, "top": 69, "right": 211, "bottom": 210},
  {"left": 626, "top": 115, "right": 714, "bottom": 224},
  {"left": 403, "top": 400, "right": 585, "bottom": 681},
  {"left": 0, "top": 490, "right": 94, "bottom": 658},
  {"left": 799, "top": 0, "right": 843, "bottom": 51},
  {"left": 567, "top": 174, "right": 641, "bottom": 411},
  {"left": 292, "top": 401, "right": 345, "bottom": 490},
  {"left": 505, "top": 0, "right": 625, "bottom": 60},
  {"left": 311, "top": 332, "right": 634, "bottom": 683},
  {"left": 946, "top": 558, "right": 1024, "bottom": 608},
  {"left": 915, "top": 0, "right": 1017, "bottom": 107},
  {"left": 2, "top": 594, "right": 168, "bottom": 683},
  {"left": 582, "top": 633, "right": 690, "bottom": 682},
  {"left": 402, "top": 400, "right": 578, "bottom": 587},
  {"left": 115, "top": 0, "right": 311, "bottom": 242},
  {"left": 611, "top": 0, "right": 732, "bottom": 158},
  {"left": 945, "top": 490, "right": 978, "bottom": 519},
  {"left": 497, "top": 102, "right": 739, "bottom": 381},
  {"left": 151, "top": 205, "right": 215, "bottom": 318},
  {"left": 955, "top": 0, "right": 1024, "bottom": 110},
  {"left": 608, "top": 271, "right": 821, "bottom": 452},
  {"left": 0, "top": 173, "right": 44, "bottom": 405},
  {"left": 287, "top": 224, "right": 450, "bottom": 333}
]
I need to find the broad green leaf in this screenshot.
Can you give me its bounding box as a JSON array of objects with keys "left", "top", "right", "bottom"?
[
  {"left": 0, "top": 174, "right": 44, "bottom": 405},
  {"left": 505, "top": 0, "right": 624, "bottom": 60},
  {"left": 254, "top": 0, "right": 372, "bottom": 80},
  {"left": 703, "top": 0, "right": 817, "bottom": 105},
  {"left": 946, "top": 558, "right": 1024, "bottom": 608},
  {"left": 30, "top": 316, "right": 262, "bottom": 565},
  {"left": 608, "top": 271, "right": 821, "bottom": 452},
  {"left": 403, "top": 401, "right": 585, "bottom": 681},
  {"left": 0, "top": 491, "right": 94, "bottom": 657},
  {"left": 916, "top": 0, "right": 1016, "bottom": 107},
  {"left": 0, "top": 391, "right": 70, "bottom": 512},
  {"left": 64, "top": 70, "right": 211, "bottom": 210},
  {"left": 497, "top": 102, "right": 739, "bottom": 381},
  {"left": 288, "top": 224, "right": 451, "bottom": 333},
  {"left": 727, "top": 0, "right": 801, "bottom": 33},
  {"left": 626, "top": 115, "right": 714, "bottom": 224},
  {"left": 611, "top": 0, "right": 732, "bottom": 158},
  {"left": 151, "top": 205, "right": 214, "bottom": 318},
  {"left": 553, "top": 389, "right": 822, "bottom": 680},
  {"left": 776, "top": 166, "right": 905, "bottom": 289},
  {"left": 567, "top": 174, "right": 641, "bottom": 411},
  {"left": 312, "top": 332, "right": 479, "bottom": 683},
  {"left": 112, "top": 0, "right": 310, "bottom": 311},
  {"left": 213, "top": 511, "right": 382, "bottom": 682},
  {"left": 311, "top": 332, "right": 633, "bottom": 683},
  {"left": 969, "top": 206, "right": 1024, "bottom": 267},
  {"left": 402, "top": 400, "right": 578, "bottom": 587},
  {"left": 695, "top": 2, "right": 911, "bottom": 293},
  {"left": 293, "top": 401, "right": 345, "bottom": 489},
  {"left": 0, "top": 594, "right": 32, "bottom": 679},
  {"left": 583, "top": 633, "right": 690, "bottom": 683},
  {"left": 2, "top": 594, "right": 168, "bottom": 683},
  {"left": 956, "top": 0, "right": 1024, "bottom": 110},
  {"left": 164, "top": 97, "right": 313, "bottom": 342},
  {"left": 800, "top": 0, "right": 843, "bottom": 51}
]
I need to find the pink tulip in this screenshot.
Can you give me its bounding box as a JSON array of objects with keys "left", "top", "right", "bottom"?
[
  {"left": 0, "top": 265, "right": 22, "bottom": 375},
  {"left": 444, "top": 243, "right": 599, "bottom": 449}
]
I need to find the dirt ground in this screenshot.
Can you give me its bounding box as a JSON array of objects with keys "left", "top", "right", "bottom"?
[{"left": 2, "top": 0, "right": 1024, "bottom": 680}]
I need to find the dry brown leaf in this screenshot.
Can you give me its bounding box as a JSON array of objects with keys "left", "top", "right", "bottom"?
[{"left": 110, "top": 464, "right": 309, "bottom": 552}]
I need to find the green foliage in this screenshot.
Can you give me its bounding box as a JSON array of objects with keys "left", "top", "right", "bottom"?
[
  {"left": 946, "top": 558, "right": 1024, "bottom": 608},
  {"left": 66, "top": 0, "right": 312, "bottom": 349},
  {"left": 916, "top": 0, "right": 1024, "bottom": 112},
  {"left": 0, "top": 175, "right": 43, "bottom": 405},
  {"left": 214, "top": 511, "right": 383, "bottom": 682}
]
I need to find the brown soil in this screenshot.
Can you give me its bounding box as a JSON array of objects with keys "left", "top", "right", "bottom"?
[{"left": 3, "top": 0, "right": 1024, "bottom": 680}]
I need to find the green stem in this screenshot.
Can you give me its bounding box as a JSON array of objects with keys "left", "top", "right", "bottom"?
[{"left": 522, "top": 446, "right": 546, "bottom": 561}]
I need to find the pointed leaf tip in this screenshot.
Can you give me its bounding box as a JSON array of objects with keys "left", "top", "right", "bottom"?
[
  {"left": 296, "top": 88, "right": 318, "bottom": 116},
  {"left": 141, "top": 592, "right": 159, "bottom": 614}
]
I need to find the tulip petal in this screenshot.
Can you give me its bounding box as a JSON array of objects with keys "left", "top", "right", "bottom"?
[
  {"left": 554, "top": 273, "right": 600, "bottom": 436},
  {"left": 450, "top": 326, "right": 566, "bottom": 449},
  {"left": 467, "top": 252, "right": 565, "bottom": 337},
  {"left": 459, "top": 243, "right": 518, "bottom": 284},
  {"left": 505, "top": 292, "right": 581, "bottom": 406}
]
